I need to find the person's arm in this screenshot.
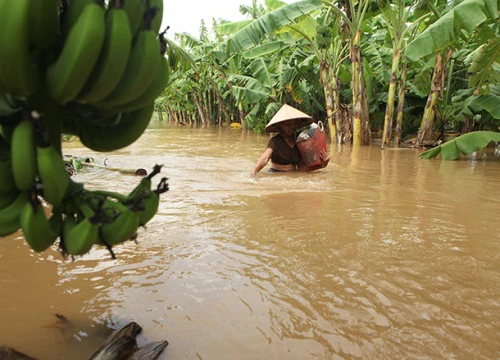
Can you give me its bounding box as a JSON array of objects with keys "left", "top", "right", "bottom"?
[
  {"left": 298, "top": 149, "right": 331, "bottom": 172},
  {"left": 250, "top": 147, "right": 273, "bottom": 177}
]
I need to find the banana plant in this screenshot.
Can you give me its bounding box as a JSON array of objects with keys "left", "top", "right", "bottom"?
[
  {"left": 406, "top": 0, "right": 498, "bottom": 144},
  {"left": 420, "top": 131, "right": 500, "bottom": 160},
  {"left": 378, "top": 0, "right": 428, "bottom": 148},
  {"left": 223, "top": 0, "right": 323, "bottom": 52}
]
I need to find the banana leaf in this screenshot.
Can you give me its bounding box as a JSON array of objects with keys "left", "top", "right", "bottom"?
[
  {"left": 406, "top": 0, "right": 497, "bottom": 61},
  {"left": 420, "top": 131, "right": 500, "bottom": 160}
]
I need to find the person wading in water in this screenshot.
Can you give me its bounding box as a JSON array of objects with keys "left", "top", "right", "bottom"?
[{"left": 250, "top": 104, "right": 330, "bottom": 177}]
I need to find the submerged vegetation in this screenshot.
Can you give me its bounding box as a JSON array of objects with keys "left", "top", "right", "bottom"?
[{"left": 157, "top": 0, "right": 499, "bottom": 148}]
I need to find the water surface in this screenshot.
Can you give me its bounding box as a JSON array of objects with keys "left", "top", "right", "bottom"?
[{"left": 0, "top": 121, "right": 499, "bottom": 359}]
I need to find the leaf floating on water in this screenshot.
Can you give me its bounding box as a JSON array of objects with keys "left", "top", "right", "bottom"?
[{"left": 420, "top": 131, "right": 500, "bottom": 160}]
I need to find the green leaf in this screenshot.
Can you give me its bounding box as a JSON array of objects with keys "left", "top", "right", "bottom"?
[
  {"left": 406, "top": 0, "right": 497, "bottom": 61},
  {"left": 217, "top": 20, "right": 254, "bottom": 36},
  {"left": 248, "top": 58, "right": 275, "bottom": 87},
  {"left": 243, "top": 41, "right": 286, "bottom": 59},
  {"left": 468, "top": 38, "right": 500, "bottom": 89},
  {"left": 473, "top": 94, "right": 500, "bottom": 119},
  {"left": 420, "top": 131, "right": 500, "bottom": 160},
  {"left": 226, "top": 0, "right": 323, "bottom": 53}
]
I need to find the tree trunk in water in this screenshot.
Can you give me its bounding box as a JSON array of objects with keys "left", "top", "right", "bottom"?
[
  {"left": 332, "top": 78, "right": 342, "bottom": 144},
  {"left": 192, "top": 93, "right": 207, "bottom": 125},
  {"left": 381, "top": 48, "right": 401, "bottom": 148},
  {"left": 351, "top": 31, "right": 362, "bottom": 146},
  {"left": 320, "top": 60, "right": 336, "bottom": 143},
  {"left": 417, "top": 53, "right": 443, "bottom": 145},
  {"left": 202, "top": 91, "right": 211, "bottom": 124},
  {"left": 359, "top": 61, "right": 371, "bottom": 145},
  {"left": 341, "top": 103, "right": 353, "bottom": 143},
  {"left": 394, "top": 60, "right": 407, "bottom": 146},
  {"left": 214, "top": 86, "right": 230, "bottom": 126},
  {"left": 157, "top": 110, "right": 163, "bottom": 122},
  {"left": 238, "top": 104, "right": 246, "bottom": 129}
]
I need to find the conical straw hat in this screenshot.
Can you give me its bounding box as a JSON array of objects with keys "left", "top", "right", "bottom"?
[{"left": 265, "top": 104, "right": 313, "bottom": 132}]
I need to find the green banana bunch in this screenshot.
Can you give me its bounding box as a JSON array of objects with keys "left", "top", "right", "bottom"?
[
  {"left": 36, "top": 142, "right": 70, "bottom": 207},
  {"left": 126, "top": 164, "right": 162, "bottom": 200},
  {"left": 116, "top": 55, "right": 169, "bottom": 113},
  {"left": 77, "top": 4, "right": 133, "bottom": 104},
  {"left": 123, "top": 0, "right": 146, "bottom": 40},
  {"left": 60, "top": 0, "right": 94, "bottom": 38},
  {"left": 29, "top": 0, "right": 60, "bottom": 49},
  {"left": 120, "top": 165, "right": 168, "bottom": 226},
  {"left": 62, "top": 204, "right": 99, "bottom": 256},
  {"left": 0, "top": 192, "right": 29, "bottom": 237},
  {"left": 136, "top": 177, "right": 168, "bottom": 226},
  {"left": 97, "top": 30, "right": 161, "bottom": 108},
  {"left": 145, "top": 0, "right": 164, "bottom": 34},
  {"left": 20, "top": 198, "right": 61, "bottom": 252},
  {"left": 11, "top": 116, "right": 37, "bottom": 191},
  {"left": 98, "top": 199, "right": 140, "bottom": 246},
  {"left": 46, "top": 1, "right": 106, "bottom": 105},
  {"left": 0, "top": 0, "right": 38, "bottom": 96},
  {"left": 78, "top": 102, "right": 154, "bottom": 152}
]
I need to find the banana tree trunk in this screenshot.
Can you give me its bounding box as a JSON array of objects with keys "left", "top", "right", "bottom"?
[
  {"left": 417, "top": 53, "right": 443, "bottom": 145},
  {"left": 394, "top": 59, "right": 407, "bottom": 146},
  {"left": 332, "top": 78, "right": 342, "bottom": 144},
  {"left": 202, "top": 91, "right": 211, "bottom": 124},
  {"left": 320, "top": 60, "right": 336, "bottom": 143},
  {"left": 381, "top": 48, "right": 401, "bottom": 148},
  {"left": 192, "top": 93, "right": 207, "bottom": 125},
  {"left": 238, "top": 103, "right": 246, "bottom": 129},
  {"left": 351, "top": 30, "right": 371, "bottom": 145},
  {"left": 359, "top": 60, "right": 371, "bottom": 145},
  {"left": 351, "top": 30, "right": 362, "bottom": 146},
  {"left": 211, "top": 83, "right": 230, "bottom": 126}
]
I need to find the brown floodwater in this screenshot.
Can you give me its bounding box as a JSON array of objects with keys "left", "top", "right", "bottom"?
[{"left": 1, "top": 119, "right": 499, "bottom": 360}]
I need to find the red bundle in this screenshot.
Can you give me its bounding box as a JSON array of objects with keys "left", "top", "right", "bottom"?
[{"left": 296, "top": 121, "right": 327, "bottom": 167}]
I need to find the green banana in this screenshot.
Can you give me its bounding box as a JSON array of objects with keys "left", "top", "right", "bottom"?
[
  {"left": 63, "top": 216, "right": 99, "bottom": 256},
  {"left": 46, "top": 1, "right": 106, "bottom": 105},
  {"left": 0, "top": 190, "right": 18, "bottom": 210},
  {"left": 60, "top": 0, "right": 93, "bottom": 38},
  {"left": 11, "top": 118, "right": 36, "bottom": 191},
  {"left": 0, "top": 158, "right": 15, "bottom": 194},
  {"left": 29, "top": 0, "right": 60, "bottom": 49},
  {"left": 98, "top": 199, "right": 140, "bottom": 246},
  {"left": 145, "top": 0, "right": 164, "bottom": 34},
  {"left": 125, "top": 164, "right": 161, "bottom": 200},
  {"left": 77, "top": 5, "right": 133, "bottom": 104},
  {"left": 123, "top": 0, "right": 146, "bottom": 40},
  {"left": 115, "top": 55, "right": 169, "bottom": 113},
  {"left": 136, "top": 177, "right": 168, "bottom": 226},
  {"left": 0, "top": 0, "right": 38, "bottom": 96},
  {"left": 0, "top": 94, "right": 23, "bottom": 117},
  {"left": 36, "top": 143, "right": 70, "bottom": 207},
  {"left": 78, "top": 102, "right": 154, "bottom": 152},
  {"left": 20, "top": 198, "right": 61, "bottom": 252},
  {"left": 121, "top": 166, "right": 167, "bottom": 226},
  {"left": 0, "top": 191, "right": 29, "bottom": 237},
  {"left": 97, "top": 30, "right": 161, "bottom": 108}
]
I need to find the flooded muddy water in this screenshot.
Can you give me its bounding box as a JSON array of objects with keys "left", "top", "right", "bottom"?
[{"left": 1, "top": 119, "right": 499, "bottom": 359}]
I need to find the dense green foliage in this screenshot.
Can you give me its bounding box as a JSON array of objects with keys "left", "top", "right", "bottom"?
[{"left": 157, "top": 0, "right": 499, "bottom": 144}]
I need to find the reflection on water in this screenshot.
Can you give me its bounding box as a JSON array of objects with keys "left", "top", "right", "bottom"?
[{"left": 0, "top": 121, "right": 499, "bottom": 360}]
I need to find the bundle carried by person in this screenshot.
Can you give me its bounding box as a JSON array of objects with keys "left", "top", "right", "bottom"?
[{"left": 296, "top": 121, "right": 327, "bottom": 167}]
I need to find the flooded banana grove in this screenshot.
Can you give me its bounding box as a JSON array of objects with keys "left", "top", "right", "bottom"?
[{"left": 0, "top": 119, "right": 499, "bottom": 360}]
